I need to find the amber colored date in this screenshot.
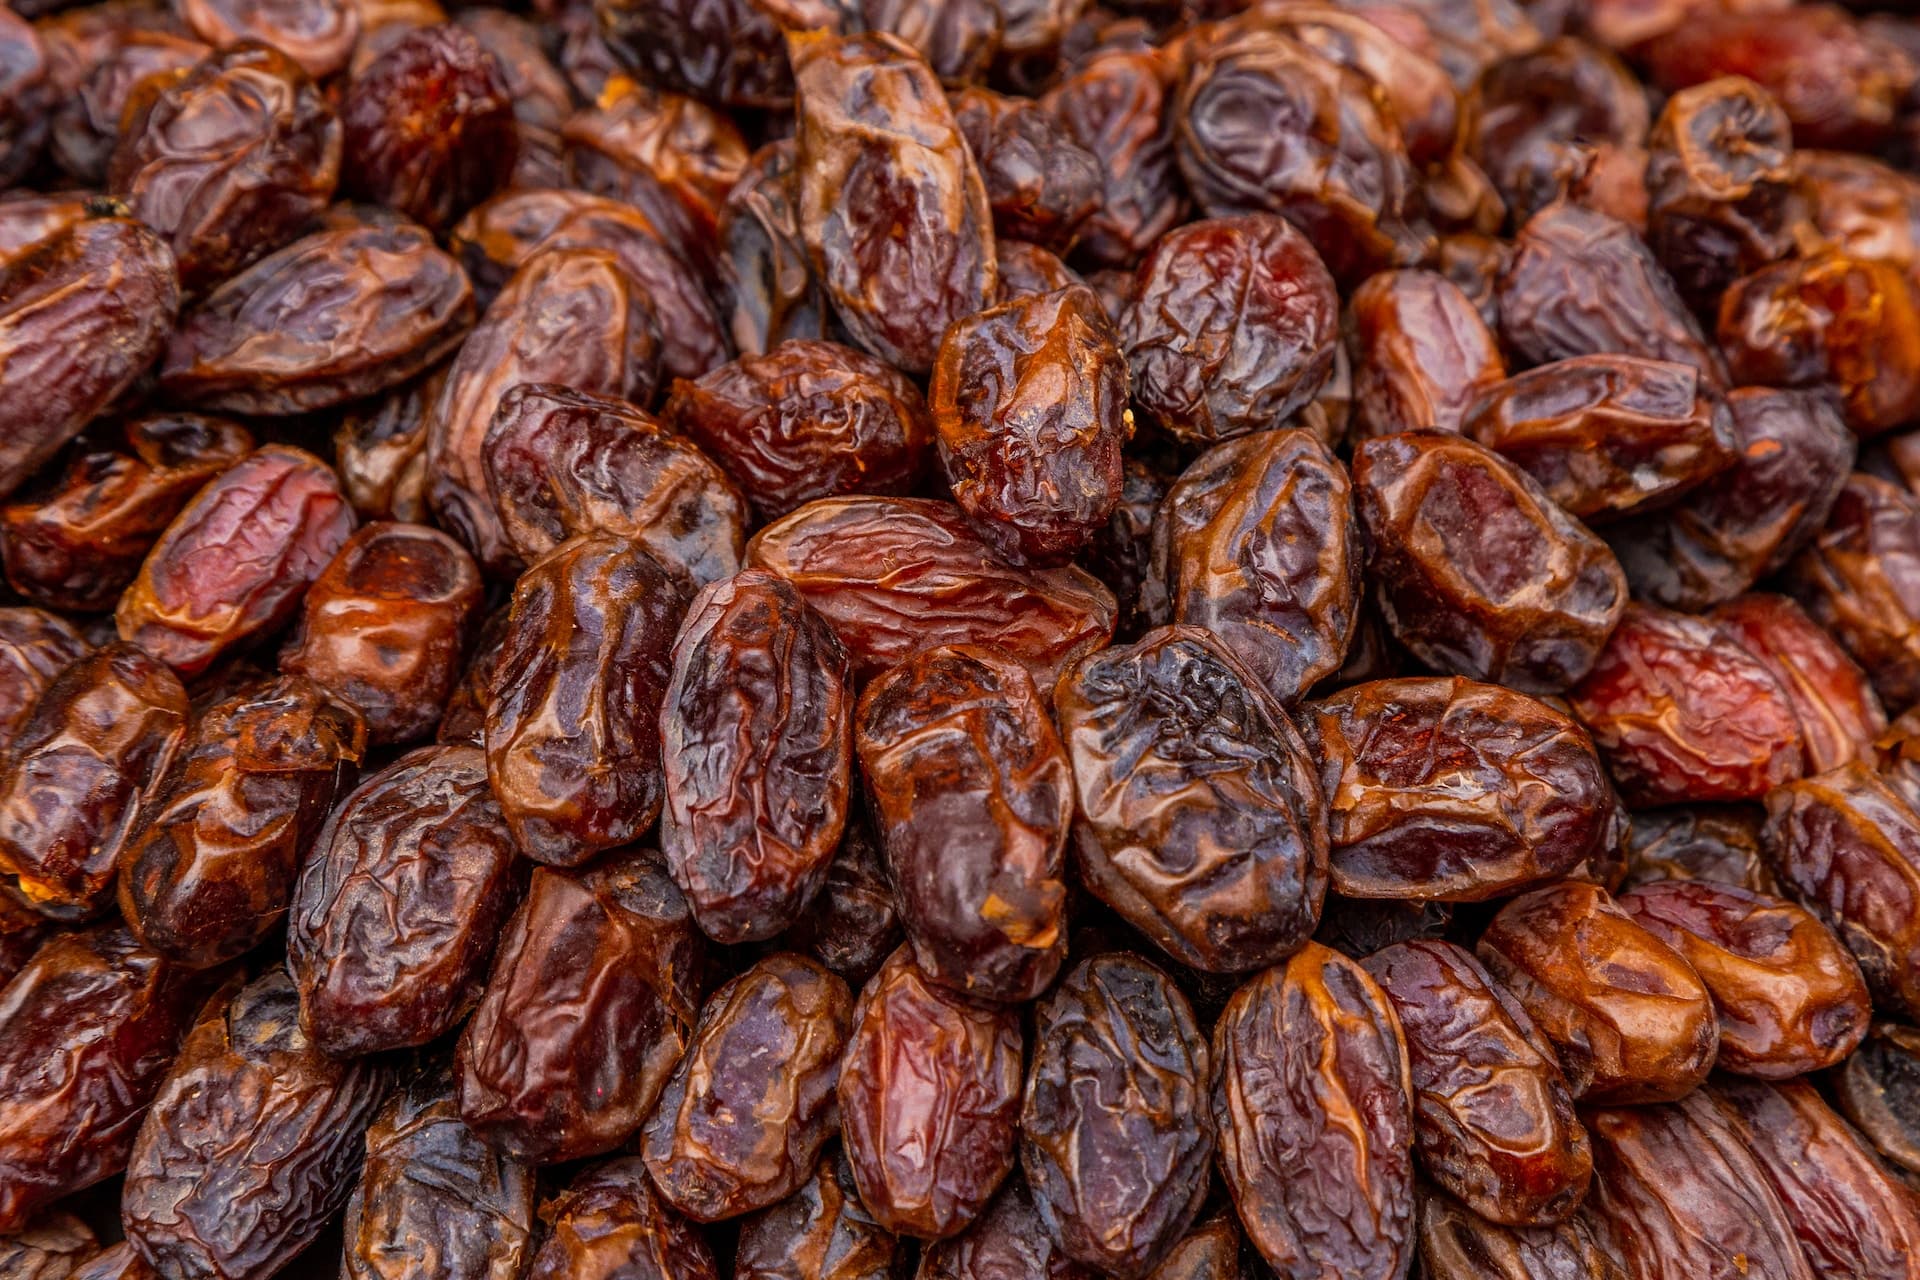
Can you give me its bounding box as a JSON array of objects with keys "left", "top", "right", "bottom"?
[
  {"left": 526, "top": 1157, "right": 719, "bottom": 1280},
  {"left": 714, "top": 139, "right": 834, "bottom": 354},
  {"left": 1784, "top": 472, "right": 1920, "bottom": 713},
  {"left": 1348, "top": 269, "right": 1505, "bottom": 440},
  {"left": 733, "top": 1149, "right": 907, "bottom": 1280},
  {"left": 952, "top": 86, "right": 1100, "bottom": 251},
  {"left": 1713, "top": 592, "right": 1886, "bottom": 774},
  {"left": 1040, "top": 44, "right": 1185, "bottom": 269}
]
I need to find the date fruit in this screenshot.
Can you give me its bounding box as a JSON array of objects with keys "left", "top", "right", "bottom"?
[
  {"left": 527, "top": 1157, "right": 719, "bottom": 1280},
  {"left": 733, "top": 1149, "right": 907, "bottom": 1280}
]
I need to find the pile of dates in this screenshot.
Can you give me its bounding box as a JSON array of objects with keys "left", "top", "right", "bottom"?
[{"left": 12, "top": 0, "right": 1920, "bottom": 1277}]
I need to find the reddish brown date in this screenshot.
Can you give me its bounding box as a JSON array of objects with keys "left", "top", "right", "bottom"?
[
  {"left": 916, "top": 1177, "right": 1092, "bottom": 1280},
  {"left": 435, "top": 604, "right": 507, "bottom": 748},
  {"left": 660, "top": 569, "right": 851, "bottom": 945},
  {"left": 1416, "top": 1188, "right": 1627, "bottom": 1280},
  {"left": 176, "top": 0, "right": 358, "bottom": 78},
  {"left": 0, "top": 926, "right": 209, "bottom": 1232},
  {"left": 780, "top": 809, "right": 903, "bottom": 989},
  {"left": 67, "top": 1242, "right": 156, "bottom": 1280},
  {"left": 1830, "top": 1021, "right": 1920, "bottom": 1180},
  {"left": 1623, "top": 805, "right": 1780, "bottom": 894},
  {"left": 0, "top": 215, "right": 179, "bottom": 502},
  {"left": 1020, "top": 952, "right": 1212, "bottom": 1279},
  {"left": 117, "top": 674, "right": 364, "bottom": 969},
  {"left": 0, "top": 1213, "right": 98, "bottom": 1280},
  {"left": 1119, "top": 214, "right": 1337, "bottom": 447},
  {"left": 287, "top": 745, "right": 522, "bottom": 1058},
  {"left": 932, "top": 283, "right": 1130, "bottom": 567},
  {"left": 857, "top": 644, "right": 1070, "bottom": 1004},
  {"left": 1086, "top": 460, "right": 1168, "bottom": 643},
  {"left": 0, "top": 643, "right": 188, "bottom": 919},
  {"left": 1348, "top": 269, "right": 1505, "bottom": 440},
  {"left": 641, "top": 953, "right": 853, "bottom": 1221},
  {"left": 121, "top": 970, "right": 395, "bottom": 1280},
  {"left": 1304, "top": 677, "right": 1613, "bottom": 902},
  {"left": 1353, "top": 431, "right": 1628, "bottom": 693},
  {"left": 484, "top": 534, "right": 684, "bottom": 867},
  {"left": 715, "top": 140, "right": 835, "bottom": 355},
  {"left": 0, "top": 610, "right": 91, "bottom": 757},
  {"left": 527, "top": 1157, "right": 719, "bottom": 1280},
  {"left": 791, "top": 30, "right": 995, "bottom": 374},
  {"left": 836, "top": 947, "right": 1023, "bottom": 1241},
  {"left": 1476, "top": 882, "right": 1718, "bottom": 1104},
  {"left": 1040, "top": 44, "right": 1186, "bottom": 269},
  {"left": 334, "top": 372, "right": 436, "bottom": 525},
  {"left": 595, "top": 0, "right": 838, "bottom": 109},
  {"left": 1713, "top": 592, "right": 1886, "bottom": 774},
  {"left": 996, "top": 239, "right": 1079, "bottom": 301},
  {"left": 1362, "top": 940, "right": 1590, "bottom": 1227},
  {"left": 482, "top": 383, "right": 745, "bottom": 592},
  {"left": 1212, "top": 943, "right": 1414, "bottom": 1280},
  {"left": 666, "top": 339, "right": 932, "bottom": 523},
  {"left": 1784, "top": 472, "right": 1920, "bottom": 712},
  {"left": 951, "top": 86, "right": 1101, "bottom": 251},
  {"left": 747, "top": 497, "right": 1115, "bottom": 688},
  {"left": 733, "top": 1148, "right": 908, "bottom": 1280},
  {"left": 279, "top": 522, "right": 483, "bottom": 746},
  {"left": 456, "top": 848, "right": 704, "bottom": 1164},
  {"left": 1152, "top": 428, "right": 1360, "bottom": 705},
  {"left": 116, "top": 445, "right": 356, "bottom": 680}
]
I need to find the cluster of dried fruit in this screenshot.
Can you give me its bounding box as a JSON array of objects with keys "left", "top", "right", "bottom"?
[{"left": 6, "top": 0, "right": 1920, "bottom": 1279}]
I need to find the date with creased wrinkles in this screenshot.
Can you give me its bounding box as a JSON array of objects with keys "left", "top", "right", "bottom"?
[
  {"left": 1417, "top": 1188, "right": 1627, "bottom": 1280},
  {"left": 0, "top": 608, "right": 89, "bottom": 757},
  {"left": 733, "top": 1149, "right": 906, "bottom": 1280},
  {"left": 527, "top": 1157, "right": 719, "bottom": 1280}
]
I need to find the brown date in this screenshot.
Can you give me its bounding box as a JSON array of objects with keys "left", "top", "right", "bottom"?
[
  {"left": 287, "top": 745, "right": 522, "bottom": 1058},
  {"left": 484, "top": 533, "right": 684, "bottom": 867},
  {"left": 996, "top": 239, "right": 1079, "bottom": 301},
  {"left": 0, "top": 8, "right": 49, "bottom": 188},
  {"left": 1347, "top": 269, "right": 1506, "bottom": 441},
  {"left": 1055, "top": 625, "right": 1328, "bottom": 974},
  {"left": 837, "top": 947, "right": 1023, "bottom": 1241},
  {"left": 42, "top": 21, "right": 208, "bottom": 184},
  {"left": 157, "top": 222, "right": 475, "bottom": 415},
  {"left": 1622, "top": 804, "right": 1780, "bottom": 894},
  {"left": 1085, "top": 460, "right": 1168, "bottom": 643},
  {"left": 334, "top": 371, "right": 437, "bottom": 525},
  {"left": 279, "top": 522, "right": 483, "bottom": 746},
  {"left": 1464, "top": 356, "right": 1737, "bottom": 522},
  {"left": 121, "top": 970, "right": 395, "bottom": 1280},
  {"left": 780, "top": 808, "right": 903, "bottom": 990},
  {"left": 1568, "top": 602, "right": 1804, "bottom": 806},
  {"left": 1304, "top": 677, "right": 1613, "bottom": 902},
  {"left": 666, "top": 339, "right": 933, "bottom": 523},
  {"left": 733, "top": 1148, "right": 908, "bottom": 1280},
  {"left": 116, "top": 444, "right": 356, "bottom": 679},
  {"left": 951, "top": 86, "right": 1101, "bottom": 251},
  {"left": 482, "top": 383, "right": 745, "bottom": 592},
  {"left": 747, "top": 496, "right": 1116, "bottom": 688},
  {"left": 1, "top": 415, "right": 252, "bottom": 614},
  {"left": 453, "top": 9, "right": 569, "bottom": 188},
  {"left": 1152, "top": 428, "right": 1359, "bottom": 705},
  {"left": 1312, "top": 895, "right": 1453, "bottom": 961},
  {"left": 0, "top": 1213, "right": 98, "bottom": 1280},
  {"left": 0, "top": 608, "right": 91, "bottom": 756},
  {"left": 641, "top": 953, "right": 853, "bottom": 1221},
  {"left": 916, "top": 1176, "right": 1093, "bottom": 1280},
  {"left": 932, "top": 283, "right": 1129, "bottom": 566},
  {"left": 659, "top": 569, "right": 852, "bottom": 945},
  {"left": 68, "top": 1243, "right": 157, "bottom": 1280},
  {"left": 1476, "top": 881, "right": 1718, "bottom": 1103},
  {"left": 1020, "top": 952, "right": 1212, "bottom": 1279},
  {"left": 715, "top": 140, "right": 835, "bottom": 355},
  {"left": 456, "top": 847, "right": 705, "bottom": 1164},
  {"left": 596, "top": 0, "right": 842, "bottom": 110},
  {"left": 1040, "top": 44, "right": 1186, "bottom": 269},
  {"left": 527, "top": 1157, "right": 719, "bottom": 1280},
  {"left": 116, "top": 674, "right": 364, "bottom": 969},
  {"left": 1119, "top": 214, "right": 1338, "bottom": 448},
  {"left": 0, "top": 926, "right": 209, "bottom": 1233},
  {"left": 0, "top": 643, "right": 188, "bottom": 919},
  {"left": 1830, "top": 1021, "right": 1920, "bottom": 1180},
  {"left": 1796, "top": 148, "right": 1920, "bottom": 269},
  {"left": 853, "top": 0, "right": 998, "bottom": 97},
  {"left": 791, "top": 30, "right": 995, "bottom": 375},
  {"left": 0, "top": 215, "right": 179, "bottom": 502},
  {"left": 1140, "top": 1214, "right": 1241, "bottom": 1280},
  {"left": 435, "top": 603, "right": 507, "bottom": 748},
  {"left": 1713, "top": 592, "right": 1886, "bottom": 773},
  {"left": 857, "top": 644, "right": 1070, "bottom": 1004},
  {"left": 1362, "top": 940, "right": 1590, "bottom": 1227},
  {"left": 1415, "top": 1187, "right": 1627, "bottom": 1280},
  {"left": 1212, "top": 942, "right": 1414, "bottom": 1280},
  {"left": 341, "top": 1060, "right": 536, "bottom": 1280},
  {"left": 0, "top": 193, "right": 91, "bottom": 262},
  {"left": 175, "top": 0, "right": 358, "bottom": 78},
  {"left": 0, "top": 894, "right": 48, "bottom": 990},
  {"left": 1353, "top": 430, "right": 1628, "bottom": 693},
  {"left": 1784, "top": 472, "right": 1920, "bottom": 712}
]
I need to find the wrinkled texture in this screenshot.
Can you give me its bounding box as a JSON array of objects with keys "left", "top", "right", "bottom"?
[
  {"left": 915, "top": 1177, "right": 1092, "bottom": 1280},
  {"left": 733, "top": 1149, "right": 908, "bottom": 1280},
  {"left": 1784, "top": 472, "right": 1920, "bottom": 712},
  {"left": 0, "top": 609, "right": 92, "bottom": 757},
  {"left": 1041, "top": 45, "right": 1185, "bottom": 268},
  {"left": 1623, "top": 805, "right": 1780, "bottom": 894},
  {"left": 1831, "top": 1021, "right": 1920, "bottom": 1179},
  {"left": 1348, "top": 270, "right": 1505, "bottom": 441},
  {"left": 1712, "top": 592, "right": 1886, "bottom": 773},
  {"left": 1415, "top": 1189, "right": 1626, "bottom": 1280},
  {"left": 526, "top": 1157, "right": 719, "bottom": 1280}
]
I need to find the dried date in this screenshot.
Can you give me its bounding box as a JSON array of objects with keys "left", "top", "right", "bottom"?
[
  {"left": 0, "top": 608, "right": 91, "bottom": 755},
  {"left": 1040, "top": 44, "right": 1185, "bottom": 268},
  {"left": 733, "top": 1148, "right": 906, "bottom": 1280},
  {"left": 334, "top": 372, "right": 437, "bottom": 525},
  {"left": 1784, "top": 472, "right": 1920, "bottom": 712},
  {"left": 1713, "top": 592, "right": 1886, "bottom": 773},
  {"left": 1415, "top": 1188, "right": 1627, "bottom": 1280},
  {"left": 1830, "top": 1021, "right": 1920, "bottom": 1179},
  {"left": 779, "top": 809, "right": 903, "bottom": 989},
  {"left": 176, "top": 0, "right": 359, "bottom": 78},
  {"left": 1622, "top": 805, "right": 1780, "bottom": 894},
  {"left": 951, "top": 86, "right": 1100, "bottom": 250},
  {"left": 1348, "top": 269, "right": 1505, "bottom": 440},
  {"left": 916, "top": 1177, "right": 1091, "bottom": 1280},
  {"left": 716, "top": 140, "right": 835, "bottom": 354},
  {"left": 527, "top": 1157, "right": 718, "bottom": 1280}
]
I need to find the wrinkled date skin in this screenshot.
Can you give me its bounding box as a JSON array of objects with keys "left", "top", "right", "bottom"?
[
  {"left": 436, "top": 604, "right": 507, "bottom": 749},
  {"left": 40, "top": 19, "right": 209, "bottom": 187},
  {"left": 482, "top": 383, "right": 745, "bottom": 592},
  {"left": 1623, "top": 805, "right": 1780, "bottom": 894},
  {"left": 916, "top": 1177, "right": 1091, "bottom": 1280},
  {"left": 1713, "top": 592, "right": 1886, "bottom": 774},
  {"left": 1475, "top": 882, "right": 1719, "bottom": 1104},
  {"left": 1609, "top": 387, "right": 1854, "bottom": 612},
  {"left": 1019, "top": 953, "right": 1213, "bottom": 1279},
  {"left": 747, "top": 497, "right": 1116, "bottom": 688},
  {"left": 596, "top": 0, "right": 840, "bottom": 109},
  {"left": 0, "top": 608, "right": 89, "bottom": 756},
  {"left": 1348, "top": 269, "right": 1505, "bottom": 440},
  {"left": 158, "top": 223, "right": 475, "bottom": 416},
  {"left": 781, "top": 809, "right": 903, "bottom": 989},
  {"left": 67, "top": 1242, "right": 156, "bottom": 1280},
  {"left": 1569, "top": 602, "right": 1804, "bottom": 806},
  {"left": 0, "top": 1213, "right": 98, "bottom": 1280},
  {"left": 1119, "top": 214, "right": 1338, "bottom": 447},
  {"left": 856, "top": 644, "right": 1071, "bottom": 1004},
  {"left": 0, "top": 894, "right": 49, "bottom": 991},
  {"left": 1784, "top": 472, "right": 1920, "bottom": 712},
  {"left": 951, "top": 87, "right": 1101, "bottom": 251},
  {"left": 116, "top": 444, "right": 357, "bottom": 680},
  {"left": 0, "top": 643, "right": 188, "bottom": 919},
  {"left": 837, "top": 947, "right": 1023, "bottom": 1240},
  {"left": 1142, "top": 1214, "right": 1242, "bottom": 1280},
  {"left": 176, "top": 0, "right": 359, "bottom": 79},
  {"left": 1831, "top": 1021, "right": 1920, "bottom": 1179},
  {"left": 341, "top": 1062, "right": 536, "bottom": 1280},
  {"left": 659, "top": 569, "right": 852, "bottom": 945},
  {"left": 279, "top": 522, "right": 483, "bottom": 746},
  {"left": 1763, "top": 763, "right": 1920, "bottom": 1021},
  {"left": 1464, "top": 356, "right": 1736, "bottom": 522},
  {"left": 1153, "top": 429, "right": 1360, "bottom": 706},
  {"left": 334, "top": 373, "right": 436, "bottom": 525},
  {"left": 667, "top": 339, "right": 932, "bottom": 523},
  {"left": 1087, "top": 461, "right": 1168, "bottom": 643},
  {"left": 1212, "top": 942, "right": 1414, "bottom": 1280},
  {"left": 734, "top": 1149, "right": 908, "bottom": 1280},
  {"left": 1054, "top": 626, "right": 1328, "bottom": 974},
  {"left": 1580, "top": 1094, "right": 1816, "bottom": 1280},
  {"left": 121, "top": 971, "right": 395, "bottom": 1280},
  {"left": 1, "top": 415, "right": 252, "bottom": 613},
  {"left": 484, "top": 533, "right": 685, "bottom": 867},
  {"left": 932, "top": 284, "right": 1130, "bottom": 567},
  {"left": 715, "top": 140, "right": 836, "bottom": 355},
  {"left": 117, "top": 674, "right": 365, "bottom": 969},
  {"left": 456, "top": 848, "right": 705, "bottom": 1164},
  {"left": 1362, "top": 941, "right": 1590, "bottom": 1227},
  {"left": 1416, "top": 1188, "right": 1627, "bottom": 1280},
  {"left": 0, "top": 926, "right": 209, "bottom": 1233},
  {"left": 287, "top": 745, "right": 522, "bottom": 1058},
  {"left": 1617, "top": 880, "right": 1870, "bottom": 1078},
  {"left": 1040, "top": 44, "right": 1186, "bottom": 269},
  {"left": 527, "top": 1157, "right": 719, "bottom": 1280},
  {"left": 791, "top": 30, "right": 995, "bottom": 374},
  {"left": 107, "top": 43, "right": 341, "bottom": 294},
  {"left": 641, "top": 953, "right": 853, "bottom": 1222},
  {"left": 1353, "top": 431, "right": 1628, "bottom": 694},
  {"left": 1303, "top": 677, "right": 1613, "bottom": 902}
]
